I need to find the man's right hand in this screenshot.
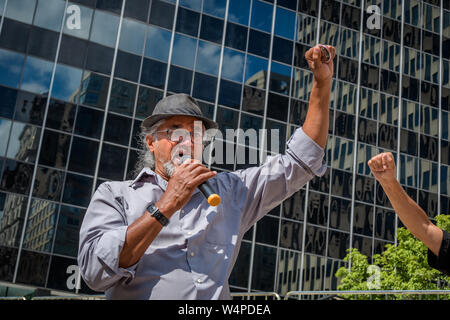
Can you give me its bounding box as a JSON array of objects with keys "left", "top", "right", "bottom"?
[
  {"left": 368, "top": 152, "right": 397, "bottom": 186},
  {"left": 156, "top": 159, "right": 217, "bottom": 218}
]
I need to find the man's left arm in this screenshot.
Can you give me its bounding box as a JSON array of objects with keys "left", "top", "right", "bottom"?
[
  {"left": 228, "top": 44, "right": 335, "bottom": 229},
  {"left": 302, "top": 45, "right": 335, "bottom": 149}
]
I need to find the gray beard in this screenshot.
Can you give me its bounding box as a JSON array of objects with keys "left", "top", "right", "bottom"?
[{"left": 163, "top": 161, "right": 175, "bottom": 177}]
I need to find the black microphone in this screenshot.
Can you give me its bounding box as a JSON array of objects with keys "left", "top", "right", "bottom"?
[
  {"left": 198, "top": 181, "right": 221, "bottom": 206},
  {"left": 178, "top": 156, "right": 221, "bottom": 206}
]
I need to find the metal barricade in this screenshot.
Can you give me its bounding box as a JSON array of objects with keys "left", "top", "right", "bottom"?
[
  {"left": 0, "top": 296, "right": 27, "bottom": 300},
  {"left": 284, "top": 290, "right": 450, "bottom": 300},
  {"left": 231, "top": 292, "right": 281, "bottom": 300},
  {"left": 31, "top": 295, "right": 106, "bottom": 300}
]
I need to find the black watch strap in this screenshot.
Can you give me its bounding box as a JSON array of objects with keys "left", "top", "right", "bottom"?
[{"left": 147, "top": 203, "right": 169, "bottom": 226}]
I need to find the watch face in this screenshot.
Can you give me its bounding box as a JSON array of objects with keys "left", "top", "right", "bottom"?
[
  {"left": 148, "top": 204, "right": 168, "bottom": 226},
  {"left": 148, "top": 203, "right": 158, "bottom": 214}
]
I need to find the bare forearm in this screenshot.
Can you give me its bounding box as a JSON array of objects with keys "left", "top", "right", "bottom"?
[
  {"left": 118, "top": 211, "right": 164, "bottom": 268},
  {"left": 302, "top": 79, "right": 332, "bottom": 149},
  {"left": 380, "top": 179, "right": 443, "bottom": 255}
]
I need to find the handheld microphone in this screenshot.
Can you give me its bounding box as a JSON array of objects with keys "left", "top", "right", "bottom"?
[
  {"left": 177, "top": 155, "right": 221, "bottom": 206},
  {"left": 198, "top": 181, "right": 221, "bottom": 207}
]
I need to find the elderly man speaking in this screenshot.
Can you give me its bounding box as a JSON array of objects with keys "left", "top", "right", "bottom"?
[{"left": 78, "top": 45, "right": 335, "bottom": 299}]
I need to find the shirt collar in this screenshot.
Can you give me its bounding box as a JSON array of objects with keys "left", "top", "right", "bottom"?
[{"left": 129, "top": 167, "right": 157, "bottom": 188}]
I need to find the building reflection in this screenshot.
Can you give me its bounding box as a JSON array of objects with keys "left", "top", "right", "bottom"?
[{"left": 0, "top": 194, "right": 27, "bottom": 248}]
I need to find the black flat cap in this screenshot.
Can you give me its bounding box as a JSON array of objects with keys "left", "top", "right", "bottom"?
[{"left": 141, "top": 93, "right": 218, "bottom": 130}]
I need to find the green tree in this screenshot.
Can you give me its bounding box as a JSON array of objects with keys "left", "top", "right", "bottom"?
[{"left": 335, "top": 214, "right": 450, "bottom": 300}]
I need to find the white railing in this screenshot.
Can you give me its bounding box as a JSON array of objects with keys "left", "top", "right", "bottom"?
[
  {"left": 284, "top": 290, "right": 450, "bottom": 300},
  {"left": 230, "top": 292, "right": 281, "bottom": 300}
]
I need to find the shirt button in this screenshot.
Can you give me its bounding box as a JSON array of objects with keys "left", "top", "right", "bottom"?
[
  {"left": 181, "top": 210, "right": 185, "bottom": 214},
  {"left": 190, "top": 252, "right": 195, "bottom": 257},
  {"left": 187, "top": 231, "right": 192, "bottom": 235},
  {"left": 197, "top": 279, "right": 202, "bottom": 283}
]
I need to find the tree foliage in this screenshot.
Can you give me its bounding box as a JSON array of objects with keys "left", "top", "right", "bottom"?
[{"left": 335, "top": 214, "right": 450, "bottom": 300}]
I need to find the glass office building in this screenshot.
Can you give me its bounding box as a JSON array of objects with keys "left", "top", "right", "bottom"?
[{"left": 0, "top": 0, "right": 448, "bottom": 297}]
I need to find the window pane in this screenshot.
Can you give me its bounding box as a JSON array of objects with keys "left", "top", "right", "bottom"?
[
  {"left": 203, "top": 0, "right": 226, "bottom": 18},
  {"left": 64, "top": 3, "right": 93, "bottom": 39},
  {"left": 242, "top": 85, "right": 265, "bottom": 116},
  {"left": 104, "top": 113, "right": 132, "bottom": 145},
  {"left": 14, "top": 91, "right": 46, "bottom": 126},
  {"left": 0, "top": 19, "right": 31, "bottom": 53},
  {"left": 251, "top": 0, "right": 273, "bottom": 33},
  {"left": 109, "top": 79, "right": 136, "bottom": 116},
  {"left": 200, "top": 14, "right": 224, "bottom": 44},
  {"left": 228, "top": 0, "right": 250, "bottom": 26},
  {"left": 168, "top": 65, "right": 192, "bottom": 94},
  {"left": 275, "top": 6, "right": 295, "bottom": 40},
  {"left": 98, "top": 143, "right": 127, "bottom": 180},
  {"left": 4, "top": 0, "right": 36, "bottom": 24},
  {"left": 248, "top": 29, "right": 270, "bottom": 58},
  {"left": 85, "top": 42, "right": 114, "bottom": 74},
  {"left": 272, "top": 36, "right": 293, "bottom": 65},
  {"left": 245, "top": 54, "right": 268, "bottom": 88},
  {"left": 114, "top": 50, "right": 141, "bottom": 82},
  {"left": 180, "top": 0, "right": 201, "bottom": 11},
  {"left": 340, "top": 28, "right": 359, "bottom": 59},
  {"left": 270, "top": 61, "right": 291, "bottom": 95},
  {"left": 0, "top": 119, "right": 11, "bottom": 156},
  {"left": 95, "top": 0, "right": 122, "bottom": 14},
  {"left": 149, "top": 0, "right": 175, "bottom": 30},
  {"left": 74, "top": 105, "right": 104, "bottom": 139},
  {"left": 22, "top": 199, "right": 58, "bottom": 253},
  {"left": 52, "top": 64, "right": 83, "bottom": 103},
  {"left": 58, "top": 35, "right": 89, "bottom": 69},
  {"left": 171, "top": 34, "right": 197, "bottom": 69},
  {"left": 90, "top": 10, "right": 120, "bottom": 48},
  {"left": 69, "top": 136, "right": 99, "bottom": 175},
  {"left": 119, "top": 18, "right": 146, "bottom": 55},
  {"left": 267, "top": 92, "right": 288, "bottom": 121},
  {"left": 0, "top": 160, "right": 34, "bottom": 195},
  {"left": 221, "top": 48, "right": 245, "bottom": 82},
  {"left": 192, "top": 72, "right": 217, "bottom": 103},
  {"left": 16, "top": 250, "right": 50, "bottom": 286},
  {"left": 20, "top": 56, "right": 53, "bottom": 95},
  {"left": 46, "top": 100, "right": 76, "bottom": 133},
  {"left": 6, "top": 123, "right": 41, "bottom": 162},
  {"left": 53, "top": 205, "right": 84, "bottom": 257},
  {"left": 38, "top": 130, "right": 71, "bottom": 169},
  {"left": 219, "top": 79, "right": 242, "bottom": 109},
  {"left": 251, "top": 244, "right": 276, "bottom": 291},
  {"left": 136, "top": 86, "right": 163, "bottom": 120},
  {"left": 27, "top": 27, "right": 59, "bottom": 61},
  {"left": 296, "top": 13, "right": 317, "bottom": 45},
  {"left": 0, "top": 49, "right": 25, "bottom": 88},
  {"left": 176, "top": 7, "right": 200, "bottom": 37},
  {"left": 34, "top": 0, "right": 66, "bottom": 32},
  {"left": 0, "top": 193, "right": 27, "bottom": 248},
  {"left": 225, "top": 22, "right": 247, "bottom": 51},
  {"left": 140, "top": 58, "right": 167, "bottom": 89},
  {"left": 196, "top": 41, "right": 220, "bottom": 76},
  {"left": 145, "top": 26, "right": 171, "bottom": 62},
  {"left": 78, "top": 72, "right": 110, "bottom": 109},
  {"left": 62, "top": 173, "right": 93, "bottom": 207},
  {"left": 124, "top": 0, "right": 149, "bottom": 22}
]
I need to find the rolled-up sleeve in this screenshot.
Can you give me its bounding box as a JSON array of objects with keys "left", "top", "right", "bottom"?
[
  {"left": 77, "top": 182, "right": 137, "bottom": 292},
  {"left": 230, "top": 127, "right": 326, "bottom": 229}
]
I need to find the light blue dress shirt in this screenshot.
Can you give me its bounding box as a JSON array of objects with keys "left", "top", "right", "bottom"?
[{"left": 77, "top": 127, "right": 326, "bottom": 299}]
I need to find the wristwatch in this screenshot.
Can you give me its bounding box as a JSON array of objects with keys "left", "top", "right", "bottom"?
[{"left": 147, "top": 203, "right": 169, "bottom": 226}]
